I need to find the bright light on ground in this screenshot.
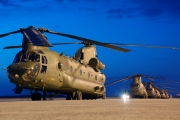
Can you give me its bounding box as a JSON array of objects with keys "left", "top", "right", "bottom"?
[
  {"left": 121, "top": 93, "right": 130, "bottom": 103},
  {"left": 122, "top": 94, "right": 130, "bottom": 99}
]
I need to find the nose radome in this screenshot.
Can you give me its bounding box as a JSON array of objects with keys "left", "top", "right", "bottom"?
[{"left": 7, "top": 63, "right": 40, "bottom": 81}]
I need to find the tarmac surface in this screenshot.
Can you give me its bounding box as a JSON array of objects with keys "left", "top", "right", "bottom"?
[{"left": 0, "top": 98, "right": 179, "bottom": 120}]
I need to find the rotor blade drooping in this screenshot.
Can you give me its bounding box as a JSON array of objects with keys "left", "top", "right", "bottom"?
[
  {"left": 52, "top": 42, "right": 83, "bottom": 45},
  {"left": 39, "top": 28, "right": 131, "bottom": 52},
  {"left": 2, "top": 26, "right": 179, "bottom": 51},
  {"left": 3, "top": 42, "right": 83, "bottom": 49},
  {"left": 0, "top": 30, "right": 21, "bottom": 38},
  {"left": 3, "top": 45, "right": 22, "bottom": 49},
  {"left": 109, "top": 43, "right": 180, "bottom": 50}
]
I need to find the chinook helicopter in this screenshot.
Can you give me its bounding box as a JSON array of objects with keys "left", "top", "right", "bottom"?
[
  {"left": 0, "top": 26, "right": 131, "bottom": 101},
  {"left": 128, "top": 75, "right": 148, "bottom": 98},
  {"left": 146, "top": 82, "right": 161, "bottom": 98},
  {"left": 153, "top": 86, "right": 167, "bottom": 99},
  {"left": 106, "top": 74, "right": 178, "bottom": 99},
  {"left": 105, "top": 74, "right": 148, "bottom": 98}
]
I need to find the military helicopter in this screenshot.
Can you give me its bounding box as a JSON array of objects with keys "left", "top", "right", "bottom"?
[
  {"left": 151, "top": 86, "right": 167, "bottom": 99},
  {"left": 128, "top": 74, "right": 148, "bottom": 98},
  {"left": 106, "top": 74, "right": 179, "bottom": 99},
  {"left": 150, "top": 79, "right": 180, "bottom": 99},
  {"left": 105, "top": 74, "right": 148, "bottom": 98},
  {"left": 0, "top": 26, "right": 131, "bottom": 101},
  {"left": 146, "top": 82, "right": 161, "bottom": 98}
]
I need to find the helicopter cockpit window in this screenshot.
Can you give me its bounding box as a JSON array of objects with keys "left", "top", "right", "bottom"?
[
  {"left": 42, "top": 56, "right": 47, "bottom": 64},
  {"left": 131, "top": 83, "right": 139, "bottom": 87},
  {"left": 13, "top": 52, "right": 41, "bottom": 63},
  {"left": 29, "top": 53, "right": 40, "bottom": 62},
  {"left": 21, "top": 53, "right": 27, "bottom": 62},
  {"left": 41, "top": 65, "right": 47, "bottom": 73}
]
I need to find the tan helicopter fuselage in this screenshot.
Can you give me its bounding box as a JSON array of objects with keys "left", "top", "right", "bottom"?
[
  {"left": 147, "top": 84, "right": 158, "bottom": 98},
  {"left": 7, "top": 46, "right": 106, "bottom": 97},
  {"left": 129, "top": 76, "right": 148, "bottom": 98}
]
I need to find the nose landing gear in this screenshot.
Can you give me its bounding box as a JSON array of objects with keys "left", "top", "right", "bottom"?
[{"left": 31, "top": 92, "right": 41, "bottom": 101}]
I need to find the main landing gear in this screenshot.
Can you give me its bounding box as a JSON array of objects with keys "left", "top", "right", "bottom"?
[
  {"left": 66, "top": 91, "right": 82, "bottom": 100},
  {"left": 66, "top": 91, "right": 106, "bottom": 100}
]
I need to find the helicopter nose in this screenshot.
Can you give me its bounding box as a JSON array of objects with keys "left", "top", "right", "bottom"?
[{"left": 7, "top": 63, "right": 41, "bottom": 81}]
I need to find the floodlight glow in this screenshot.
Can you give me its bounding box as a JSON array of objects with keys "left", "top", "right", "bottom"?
[
  {"left": 122, "top": 94, "right": 126, "bottom": 99},
  {"left": 122, "top": 94, "right": 130, "bottom": 99},
  {"left": 121, "top": 93, "right": 130, "bottom": 103}
]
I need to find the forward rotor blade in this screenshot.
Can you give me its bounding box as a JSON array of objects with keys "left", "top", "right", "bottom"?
[
  {"left": 142, "top": 75, "right": 155, "bottom": 80},
  {"left": 52, "top": 42, "right": 83, "bottom": 45},
  {"left": 3, "top": 42, "right": 84, "bottom": 49},
  {"left": 0, "top": 30, "right": 21, "bottom": 38},
  {"left": 3, "top": 45, "right": 22, "bottom": 49},
  {"left": 109, "top": 43, "right": 180, "bottom": 50},
  {"left": 40, "top": 28, "right": 130, "bottom": 52}
]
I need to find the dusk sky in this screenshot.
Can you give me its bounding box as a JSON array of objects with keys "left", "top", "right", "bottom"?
[{"left": 0, "top": 0, "right": 180, "bottom": 96}]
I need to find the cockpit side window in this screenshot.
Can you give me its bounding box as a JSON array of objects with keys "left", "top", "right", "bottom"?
[
  {"left": 29, "top": 53, "right": 40, "bottom": 62},
  {"left": 41, "top": 65, "right": 47, "bottom": 73},
  {"left": 131, "top": 83, "right": 139, "bottom": 87},
  {"left": 13, "top": 52, "right": 41, "bottom": 63},
  {"left": 21, "top": 53, "right": 27, "bottom": 62},
  {"left": 42, "top": 56, "right": 47, "bottom": 64}
]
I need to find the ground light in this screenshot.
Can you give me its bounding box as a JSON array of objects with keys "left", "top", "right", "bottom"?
[{"left": 121, "top": 93, "right": 130, "bottom": 103}]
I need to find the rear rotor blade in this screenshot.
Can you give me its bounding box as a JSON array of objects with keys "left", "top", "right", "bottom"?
[
  {"left": 109, "top": 43, "right": 180, "bottom": 50},
  {"left": 40, "top": 28, "right": 130, "bottom": 52},
  {"left": 52, "top": 42, "right": 83, "bottom": 45}
]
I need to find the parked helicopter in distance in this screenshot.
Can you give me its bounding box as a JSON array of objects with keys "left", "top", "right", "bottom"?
[
  {"left": 105, "top": 74, "right": 148, "bottom": 98},
  {"left": 128, "top": 75, "right": 148, "bottom": 98},
  {"left": 105, "top": 74, "right": 173, "bottom": 99},
  {"left": 152, "top": 86, "right": 169, "bottom": 99},
  {"left": 146, "top": 82, "right": 161, "bottom": 98},
  {"left": 0, "top": 26, "right": 131, "bottom": 101}
]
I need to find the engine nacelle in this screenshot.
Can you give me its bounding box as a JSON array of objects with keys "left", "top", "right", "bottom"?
[{"left": 88, "top": 58, "right": 105, "bottom": 70}]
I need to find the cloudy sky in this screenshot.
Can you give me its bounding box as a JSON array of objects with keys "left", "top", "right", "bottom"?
[{"left": 0, "top": 0, "right": 180, "bottom": 96}]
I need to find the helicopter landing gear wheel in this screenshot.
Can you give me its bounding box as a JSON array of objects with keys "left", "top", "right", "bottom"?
[
  {"left": 72, "top": 91, "right": 77, "bottom": 100},
  {"left": 31, "top": 92, "right": 41, "bottom": 101},
  {"left": 72, "top": 91, "right": 82, "bottom": 100},
  {"left": 102, "top": 93, "right": 106, "bottom": 100},
  {"left": 77, "top": 91, "right": 82, "bottom": 100},
  {"left": 66, "top": 94, "right": 72, "bottom": 100},
  {"left": 144, "top": 95, "right": 148, "bottom": 98}
]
